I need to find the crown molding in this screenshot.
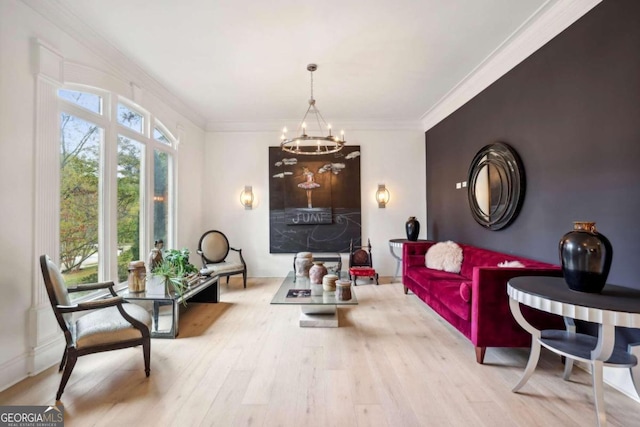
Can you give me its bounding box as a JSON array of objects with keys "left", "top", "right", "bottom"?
[
  {"left": 420, "top": 0, "right": 602, "bottom": 132},
  {"left": 206, "top": 120, "right": 423, "bottom": 133},
  {"left": 20, "top": 0, "right": 206, "bottom": 129}
]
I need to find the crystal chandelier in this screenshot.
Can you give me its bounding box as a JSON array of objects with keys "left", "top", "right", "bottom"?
[{"left": 280, "top": 64, "right": 345, "bottom": 155}]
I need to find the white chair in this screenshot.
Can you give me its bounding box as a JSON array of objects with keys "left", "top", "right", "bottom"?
[{"left": 197, "top": 230, "right": 247, "bottom": 288}]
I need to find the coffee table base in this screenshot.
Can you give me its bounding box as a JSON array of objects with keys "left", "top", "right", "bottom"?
[{"left": 300, "top": 304, "right": 338, "bottom": 327}]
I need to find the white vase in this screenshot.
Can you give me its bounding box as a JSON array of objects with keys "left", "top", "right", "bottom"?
[
  {"left": 146, "top": 275, "right": 166, "bottom": 296},
  {"left": 310, "top": 283, "right": 323, "bottom": 296},
  {"left": 295, "top": 252, "right": 314, "bottom": 277}
]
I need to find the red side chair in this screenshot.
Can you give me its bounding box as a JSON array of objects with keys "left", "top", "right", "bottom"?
[{"left": 348, "top": 238, "right": 379, "bottom": 285}]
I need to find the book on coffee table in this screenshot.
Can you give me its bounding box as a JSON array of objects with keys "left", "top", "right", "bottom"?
[{"left": 286, "top": 289, "right": 311, "bottom": 298}]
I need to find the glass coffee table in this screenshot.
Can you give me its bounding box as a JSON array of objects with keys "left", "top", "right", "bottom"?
[
  {"left": 271, "top": 271, "right": 357, "bottom": 327},
  {"left": 121, "top": 274, "right": 219, "bottom": 338}
]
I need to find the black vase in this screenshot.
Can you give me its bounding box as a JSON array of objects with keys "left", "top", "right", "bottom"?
[
  {"left": 405, "top": 217, "right": 420, "bottom": 241},
  {"left": 559, "top": 221, "right": 613, "bottom": 293}
]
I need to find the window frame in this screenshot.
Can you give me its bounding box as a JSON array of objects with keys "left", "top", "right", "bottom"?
[{"left": 57, "top": 85, "right": 178, "bottom": 300}]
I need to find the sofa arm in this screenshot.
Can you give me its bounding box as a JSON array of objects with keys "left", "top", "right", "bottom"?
[
  {"left": 470, "top": 267, "right": 563, "bottom": 347},
  {"left": 402, "top": 241, "right": 434, "bottom": 269}
]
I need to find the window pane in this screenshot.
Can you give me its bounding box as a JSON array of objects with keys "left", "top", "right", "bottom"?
[
  {"left": 117, "top": 103, "right": 144, "bottom": 133},
  {"left": 154, "top": 127, "right": 171, "bottom": 145},
  {"left": 154, "top": 150, "right": 171, "bottom": 244},
  {"left": 117, "top": 135, "right": 143, "bottom": 283},
  {"left": 59, "top": 113, "right": 102, "bottom": 299},
  {"left": 58, "top": 89, "right": 103, "bottom": 115}
]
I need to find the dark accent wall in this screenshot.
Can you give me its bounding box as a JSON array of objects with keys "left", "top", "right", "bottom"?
[
  {"left": 426, "top": 0, "right": 640, "bottom": 346},
  {"left": 426, "top": 0, "right": 640, "bottom": 290}
]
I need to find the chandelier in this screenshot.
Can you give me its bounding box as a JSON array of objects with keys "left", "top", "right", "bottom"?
[{"left": 280, "top": 64, "right": 345, "bottom": 155}]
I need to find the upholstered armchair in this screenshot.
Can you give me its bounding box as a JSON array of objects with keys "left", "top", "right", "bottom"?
[
  {"left": 197, "top": 230, "right": 247, "bottom": 288},
  {"left": 39, "top": 255, "right": 151, "bottom": 400}
]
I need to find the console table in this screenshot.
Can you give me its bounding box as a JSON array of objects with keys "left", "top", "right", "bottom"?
[
  {"left": 507, "top": 276, "right": 640, "bottom": 426},
  {"left": 121, "top": 274, "right": 219, "bottom": 338},
  {"left": 388, "top": 238, "right": 429, "bottom": 282}
]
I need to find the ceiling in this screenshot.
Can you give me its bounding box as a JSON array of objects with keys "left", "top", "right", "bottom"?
[{"left": 53, "top": 0, "right": 552, "bottom": 129}]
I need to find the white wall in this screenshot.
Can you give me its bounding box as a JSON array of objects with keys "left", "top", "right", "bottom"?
[
  {"left": 204, "top": 128, "right": 426, "bottom": 277},
  {"left": 0, "top": 0, "right": 205, "bottom": 391}
]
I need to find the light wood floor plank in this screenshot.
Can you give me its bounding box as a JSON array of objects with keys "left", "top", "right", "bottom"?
[{"left": 1, "top": 277, "right": 638, "bottom": 426}]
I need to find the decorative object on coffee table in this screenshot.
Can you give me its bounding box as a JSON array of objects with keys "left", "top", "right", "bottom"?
[
  {"left": 148, "top": 248, "right": 198, "bottom": 300},
  {"left": 405, "top": 216, "right": 420, "bottom": 241},
  {"left": 128, "top": 260, "right": 147, "bottom": 293},
  {"left": 295, "top": 252, "right": 313, "bottom": 277},
  {"left": 310, "top": 283, "right": 323, "bottom": 296},
  {"left": 322, "top": 274, "right": 338, "bottom": 291},
  {"left": 309, "top": 261, "right": 328, "bottom": 284},
  {"left": 559, "top": 221, "right": 613, "bottom": 293},
  {"left": 147, "top": 239, "right": 164, "bottom": 273},
  {"left": 336, "top": 279, "right": 352, "bottom": 301}
]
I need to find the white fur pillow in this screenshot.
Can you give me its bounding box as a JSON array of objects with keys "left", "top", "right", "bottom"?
[
  {"left": 425, "top": 241, "right": 463, "bottom": 273},
  {"left": 498, "top": 260, "right": 525, "bottom": 268}
]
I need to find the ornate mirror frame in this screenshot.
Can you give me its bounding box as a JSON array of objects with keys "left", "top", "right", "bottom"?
[{"left": 467, "top": 142, "right": 525, "bottom": 231}]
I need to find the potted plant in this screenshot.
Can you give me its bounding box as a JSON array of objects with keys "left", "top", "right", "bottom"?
[{"left": 148, "top": 248, "right": 198, "bottom": 299}]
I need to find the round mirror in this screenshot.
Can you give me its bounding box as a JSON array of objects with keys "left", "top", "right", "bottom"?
[{"left": 468, "top": 142, "right": 525, "bottom": 230}]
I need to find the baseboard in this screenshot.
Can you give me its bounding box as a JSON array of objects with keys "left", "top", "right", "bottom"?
[
  {"left": 575, "top": 360, "right": 640, "bottom": 403},
  {"left": 28, "top": 335, "right": 65, "bottom": 377},
  {"left": 0, "top": 353, "right": 29, "bottom": 392},
  {"left": 0, "top": 335, "right": 65, "bottom": 393}
]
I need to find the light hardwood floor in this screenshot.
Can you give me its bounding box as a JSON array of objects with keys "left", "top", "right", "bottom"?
[{"left": 1, "top": 278, "right": 638, "bottom": 426}]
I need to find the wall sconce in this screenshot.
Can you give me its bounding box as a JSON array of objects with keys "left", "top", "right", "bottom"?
[
  {"left": 376, "top": 184, "right": 390, "bottom": 208},
  {"left": 240, "top": 185, "right": 254, "bottom": 210}
]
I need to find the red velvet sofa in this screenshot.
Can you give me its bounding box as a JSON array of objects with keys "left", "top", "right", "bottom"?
[{"left": 402, "top": 241, "right": 563, "bottom": 364}]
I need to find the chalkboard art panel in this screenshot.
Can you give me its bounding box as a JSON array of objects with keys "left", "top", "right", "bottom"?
[{"left": 269, "top": 146, "right": 361, "bottom": 253}]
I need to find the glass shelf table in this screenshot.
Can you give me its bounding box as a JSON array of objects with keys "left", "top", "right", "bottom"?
[
  {"left": 507, "top": 276, "right": 640, "bottom": 427},
  {"left": 121, "top": 274, "right": 219, "bottom": 338},
  {"left": 271, "top": 271, "right": 357, "bottom": 327}
]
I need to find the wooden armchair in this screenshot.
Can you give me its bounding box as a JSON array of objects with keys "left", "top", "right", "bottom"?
[{"left": 39, "top": 255, "right": 151, "bottom": 400}]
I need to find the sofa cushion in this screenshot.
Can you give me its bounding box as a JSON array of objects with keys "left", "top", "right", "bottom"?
[
  {"left": 406, "top": 266, "right": 465, "bottom": 284},
  {"left": 425, "top": 241, "right": 463, "bottom": 273},
  {"left": 459, "top": 281, "right": 472, "bottom": 303},
  {"left": 431, "top": 280, "right": 470, "bottom": 321}
]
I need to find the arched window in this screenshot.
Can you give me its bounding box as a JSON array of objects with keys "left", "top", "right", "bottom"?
[{"left": 58, "top": 87, "right": 177, "bottom": 297}]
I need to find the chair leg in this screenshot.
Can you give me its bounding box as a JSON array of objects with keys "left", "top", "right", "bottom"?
[
  {"left": 143, "top": 337, "right": 151, "bottom": 377},
  {"left": 242, "top": 271, "right": 247, "bottom": 288},
  {"left": 58, "top": 348, "right": 67, "bottom": 372},
  {"left": 226, "top": 276, "right": 230, "bottom": 284},
  {"left": 403, "top": 285, "right": 408, "bottom": 294},
  {"left": 375, "top": 273, "right": 379, "bottom": 285},
  {"left": 56, "top": 353, "right": 77, "bottom": 400}
]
